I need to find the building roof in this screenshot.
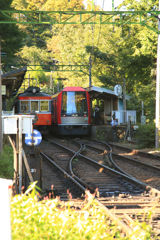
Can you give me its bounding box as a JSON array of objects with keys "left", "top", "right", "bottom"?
[
  {"left": 85, "top": 85, "right": 131, "bottom": 100},
  {"left": 2, "top": 67, "right": 27, "bottom": 98}
]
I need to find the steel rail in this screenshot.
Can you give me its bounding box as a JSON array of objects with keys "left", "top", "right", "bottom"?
[
  {"left": 112, "top": 152, "right": 160, "bottom": 173},
  {"left": 41, "top": 140, "right": 133, "bottom": 236},
  {"left": 83, "top": 142, "right": 160, "bottom": 186},
  {"left": 48, "top": 139, "right": 160, "bottom": 197},
  {"left": 40, "top": 150, "right": 86, "bottom": 193},
  {"left": 108, "top": 142, "right": 160, "bottom": 160},
  {"left": 83, "top": 139, "right": 144, "bottom": 184}
]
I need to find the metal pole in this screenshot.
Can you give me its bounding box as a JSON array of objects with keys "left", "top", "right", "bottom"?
[
  {"left": 142, "top": 101, "right": 144, "bottom": 116},
  {"left": 89, "top": 56, "right": 92, "bottom": 87},
  {"left": 0, "top": 35, "right": 3, "bottom": 152},
  {"left": 50, "top": 71, "right": 52, "bottom": 92},
  {"left": 123, "top": 77, "right": 126, "bottom": 124},
  {"left": 19, "top": 116, "right": 23, "bottom": 193},
  {"left": 112, "top": 0, "right": 114, "bottom": 11},
  {"left": 92, "top": 0, "right": 94, "bottom": 11},
  {"left": 155, "top": 1, "right": 160, "bottom": 148}
]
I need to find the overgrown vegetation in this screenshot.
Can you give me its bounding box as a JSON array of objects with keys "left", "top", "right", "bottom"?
[
  {"left": 0, "top": 145, "right": 14, "bottom": 179},
  {"left": 0, "top": 0, "right": 157, "bottom": 124},
  {"left": 135, "top": 123, "right": 155, "bottom": 149},
  {"left": 11, "top": 182, "right": 154, "bottom": 240}
]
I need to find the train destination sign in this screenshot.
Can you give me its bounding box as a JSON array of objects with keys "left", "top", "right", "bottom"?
[{"left": 25, "top": 129, "right": 42, "bottom": 146}]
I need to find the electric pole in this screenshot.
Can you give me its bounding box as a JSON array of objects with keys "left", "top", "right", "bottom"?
[
  {"left": 89, "top": 56, "right": 92, "bottom": 87},
  {"left": 155, "top": 1, "right": 160, "bottom": 148}
]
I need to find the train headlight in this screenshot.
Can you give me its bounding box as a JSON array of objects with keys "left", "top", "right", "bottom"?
[
  {"left": 32, "top": 88, "right": 36, "bottom": 93},
  {"left": 47, "top": 120, "right": 50, "bottom": 124}
]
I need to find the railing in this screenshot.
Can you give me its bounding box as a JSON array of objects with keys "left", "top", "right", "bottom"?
[{"left": 111, "top": 110, "right": 136, "bottom": 125}]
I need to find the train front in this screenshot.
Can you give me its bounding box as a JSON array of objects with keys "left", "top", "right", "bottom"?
[
  {"left": 14, "top": 86, "right": 51, "bottom": 134},
  {"left": 58, "top": 87, "right": 91, "bottom": 135}
]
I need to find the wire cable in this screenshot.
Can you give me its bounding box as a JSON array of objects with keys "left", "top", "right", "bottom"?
[{"left": 97, "top": 0, "right": 105, "bottom": 48}]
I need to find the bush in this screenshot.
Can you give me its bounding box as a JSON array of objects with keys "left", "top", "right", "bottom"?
[
  {"left": 11, "top": 183, "right": 153, "bottom": 240},
  {"left": 0, "top": 145, "right": 14, "bottom": 179},
  {"left": 135, "top": 123, "right": 155, "bottom": 149}
]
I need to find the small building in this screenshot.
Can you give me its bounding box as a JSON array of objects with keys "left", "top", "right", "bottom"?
[
  {"left": 1, "top": 67, "right": 27, "bottom": 110},
  {"left": 86, "top": 85, "right": 136, "bottom": 125}
]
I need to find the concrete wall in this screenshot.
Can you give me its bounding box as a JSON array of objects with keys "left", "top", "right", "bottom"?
[{"left": 91, "top": 125, "right": 136, "bottom": 142}]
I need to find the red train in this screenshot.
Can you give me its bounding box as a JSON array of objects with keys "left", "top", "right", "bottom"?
[
  {"left": 51, "top": 86, "right": 91, "bottom": 135},
  {"left": 13, "top": 86, "right": 91, "bottom": 136},
  {"left": 13, "top": 86, "right": 51, "bottom": 133}
]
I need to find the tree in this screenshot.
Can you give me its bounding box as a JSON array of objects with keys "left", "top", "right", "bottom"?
[{"left": 0, "top": 0, "right": 26, "bottom": 65}]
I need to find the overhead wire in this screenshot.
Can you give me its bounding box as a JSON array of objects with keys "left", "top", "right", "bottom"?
[
  {"left": 97, "top": 0, "right": 105, "bottom": 48},
  {"left": 91, "top": 0, "right": 95, "bottom": 56}
]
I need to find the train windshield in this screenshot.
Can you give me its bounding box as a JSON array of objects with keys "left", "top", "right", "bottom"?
[{"left": 62, "top": 91, "right": 88, "bottom": 116}]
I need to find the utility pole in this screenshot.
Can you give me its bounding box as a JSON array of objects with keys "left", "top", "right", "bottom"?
[
  {"left": 92, "top": 0, "right": 94, "bottom": 11},
  {"left": 155, "top": 0, "right": 160, "bottom": 148},
  {"left": 89, "top": 56, "right": 92, "bottom": 87},
  {"left": 0, "top": 35, "right": 3, "bottom": 152},
  {"left": 50, "top": 71, "right": 53, "bottom": 93},
  {"left": 123, "top": 76, "right": 126, "bottom": 124},
  {"left": 112, "top": 0, "right": 114, "bottom": 11}
]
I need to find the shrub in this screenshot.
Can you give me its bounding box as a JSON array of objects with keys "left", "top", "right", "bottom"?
[
  {"left": 135, "top": 123, "right": 155, "bottom": 149},
  {"left": 0, "top": 145, "right": 14, "bottom": 179},
  {"left": 10, "top": 183, "right": 154, "bottom": 240}
]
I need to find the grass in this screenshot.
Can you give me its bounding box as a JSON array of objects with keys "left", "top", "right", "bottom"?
[{"left": 0, "top": 145, "right": 14, "bottom": 179}]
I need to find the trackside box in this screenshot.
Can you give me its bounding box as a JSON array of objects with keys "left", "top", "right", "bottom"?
[{"left": 2, "top": 115, "right": 34, "bottom": 134}]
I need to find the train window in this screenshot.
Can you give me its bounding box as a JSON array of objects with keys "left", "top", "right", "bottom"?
[
  {"left": 20, "top": 101, "right": 29, "bottom": 113},
  {"left": 31, "top": 101, "right": 39, "bottom": 112},
  {"left": 40, "top": 101, "right": 49, "bottom": 112},
  {"left": 61, "top": 91, "right": 88, "bottom": 116}
]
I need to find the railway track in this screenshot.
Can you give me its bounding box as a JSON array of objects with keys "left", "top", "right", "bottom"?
[
  {"left": 109, "top": 142, "right": 160, "bottom": 168},
  {"left": 32, "top": 138, "right": 133, "bottom": 235},
  {"left": 37, "top": 137, "right": 160, "bottom": 238},
  {"left": 76, "top": 139, "right": 160, "bottom": 191}
]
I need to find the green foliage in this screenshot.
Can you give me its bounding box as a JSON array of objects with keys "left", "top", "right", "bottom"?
[
  {"left": 11, "top": 182, "right": 154, "bottom": 239},
  {"left": 0, "top": 145, "right": 14, "bottom": 179},
  {"left": 3, "top": 0, "right": 159, "bottom": 125},
  {"left": 95, "top": 129, "right": 105, "bottom": 141},
  {"left": 135, "top": 123, "right": 155, "bottom": 149},
  {"left": 0, "top": 0, "right": 26, "bottom": 63}
]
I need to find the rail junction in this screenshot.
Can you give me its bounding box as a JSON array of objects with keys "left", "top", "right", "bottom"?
[{"left": 20, "top": 136, "right": 160, "bottom": 238}]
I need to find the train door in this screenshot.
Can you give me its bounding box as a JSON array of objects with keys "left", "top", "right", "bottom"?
[{"left": 55, "top": 99, "right": 57, "bottom": 124}]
